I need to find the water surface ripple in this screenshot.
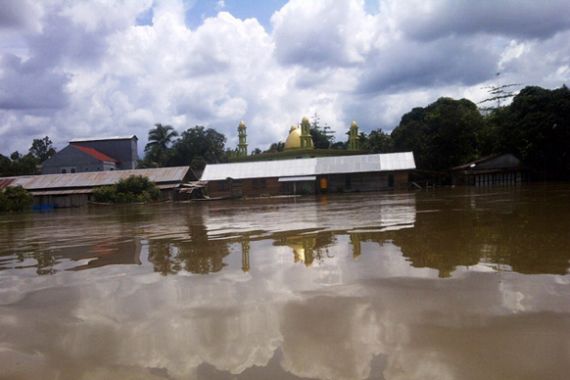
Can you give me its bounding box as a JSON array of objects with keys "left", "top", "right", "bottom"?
[{"left": 1, "top": 185, "right": 569, "bottom": 380}]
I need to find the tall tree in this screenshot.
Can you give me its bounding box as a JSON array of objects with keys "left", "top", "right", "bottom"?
[
  {"left": 29, "top": 136, "right": 56, "bottom": 162},
  {"left": 392, "top": 98, "right": 484, "bottom": 170},
  {"left": 0, "top": 154, "right": 11, "bottom": 176},
  {"left": 361, "top": 129, "right": 393, "bottom": 153},
  {"left": 2, "top": 151, "right": 40, "bottom": 176},
  {"left": 310, "top": 113, "right": 335, "bottom": 149},
  {"left": 144, "top": 123, "right": 179, "bottom": 166},
  {"left": 265, "top": 142, "right": 285, "bottom": 153},
  {"left": 168, "top": 126, "right": 227, "bottom": 171},
  {"left": 492, "top": 85, "right": 570, "bottom": 178}
]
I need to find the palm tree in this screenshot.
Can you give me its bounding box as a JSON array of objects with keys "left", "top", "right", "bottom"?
[{"left": 144, "top": 123, "right": 178, "bottom": 166}]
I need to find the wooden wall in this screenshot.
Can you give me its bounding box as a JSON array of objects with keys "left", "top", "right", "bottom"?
[{"left": 206, "top": 170, "right": 411, "bottom": 198}]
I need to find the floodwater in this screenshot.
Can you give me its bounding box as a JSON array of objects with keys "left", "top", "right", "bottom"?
[{"left": 1, "top": 184, "right": 570, "bottom": 380}]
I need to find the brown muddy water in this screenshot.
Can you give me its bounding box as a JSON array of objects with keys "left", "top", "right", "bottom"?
[{"left": 1, "top": 184, "right": 570, "bottom": 380}]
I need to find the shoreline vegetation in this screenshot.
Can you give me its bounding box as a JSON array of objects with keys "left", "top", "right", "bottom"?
[
  {"left": 1, "top": 85, "right": 568, "bottom": 181},
  {"left": 0, "top": 186, "right": 33, "bottom": 213},
  {"left": 92, "top": 175, "right": 160, "bottom": 204},
  {"left": 1, "top": 84, "right": 569, "bottom": 213},
  {"left": 133, "top": 84, "right": 570, "bottom": 182}
]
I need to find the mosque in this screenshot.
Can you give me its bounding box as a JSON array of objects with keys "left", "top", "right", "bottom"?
[
  {"left": 228, "top": 117, "right": 362, "bottom": 161},
  {"left": 200, "top": 118, "right": 416, "bottom": 198}
]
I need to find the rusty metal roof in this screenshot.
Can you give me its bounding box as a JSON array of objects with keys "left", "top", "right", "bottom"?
[
  {"left": 30, "top": 183, "right": 179, "bottom": 196},
  {"left": 201, "top": 152, "right": 416, "bottom": 181},
  {"left": 0, "top": 178, "right": 15, "bottom": 189},
  {"left": 69, "top": 135, "right": 137, "bottom": 142},
  {"left": 1, "top": 167, "right": 190, "bottom": 191}
]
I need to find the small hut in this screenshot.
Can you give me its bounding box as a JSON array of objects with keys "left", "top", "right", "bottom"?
[{"left": 451, "top": 154, "right": 525, "bottom": 186}]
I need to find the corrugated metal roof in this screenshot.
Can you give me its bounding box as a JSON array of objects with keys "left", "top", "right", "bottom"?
[
  {"left": 69, "top": 135, "right": 137, "bottom": 142},
  {"left": 201, "top": 158, "right": 317, "bottom": 181},
  {"left": 30, "top": 183, "right": 179, "bottom": 196},
  {"left": 316, "top": 154, "right": 382, "bottom": 175},
  {"left": 201, "top": 152, "right": 415, "bottom": 181},
  {"left": 3, "top": 167, "right": 189, "bottom": 191},
  {"left": 379, "top": 152, "right": 416, "bottom": 171},
  {"left": 0, "top": 178, "right": 15, "bottom": 189}
]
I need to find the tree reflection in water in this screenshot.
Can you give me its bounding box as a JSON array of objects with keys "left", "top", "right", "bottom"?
[
  {"left": 354, "top": 187, "right": 570, "bottom": 277},
  {"left": 147, "top": 209, "right": 230, "bottom": 275},
  {"left": 2, "top": 186, "right": 570, "bottom": 278}
]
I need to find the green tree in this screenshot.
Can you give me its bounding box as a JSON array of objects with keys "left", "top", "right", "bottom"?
[
  {"left": 362, "top": 129, "right": 393, "bottom": 153},
  {"left": 0, "top": 186, "right": 33, "bottom": 212},
  {"left": 492, "top": 85, "right": 570, "bottom": 178},
  {"left": 168, "top": 126, "right": 227, "bottom": 170},
  {"left": 330, "top": 141, "right": 346, "bottom": 150},
  {"left": 0, "top": 154, "right": 11, "bottom": 176},
  {"left": 144, "top": 123, "right": 179, "bottom": 166},
  {"left": 392, "top": 98, "right": 484, "bottom": 170},
  {"left": 29, "top": 136, "right": 56, "bottom": 162},
  {"left": 265, "top": 142, "right": 285, "bottom": 153},
  {"left": 92, "top": 175, "right": 160, "bottom": 203},
  {"left": 310, "top": 113, "right": 334, "bottom": 149},
  {"left": 5, "top": 151, "right": 40, "bottom": 176}
]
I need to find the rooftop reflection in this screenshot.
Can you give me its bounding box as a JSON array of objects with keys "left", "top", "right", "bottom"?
[{"left": 1, "top": 185, "right": 570, "bottom": 379}]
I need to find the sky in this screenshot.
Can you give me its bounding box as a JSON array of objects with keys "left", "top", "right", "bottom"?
[{"left": 0, "top": 0, "right": 569, "bottom": 155}]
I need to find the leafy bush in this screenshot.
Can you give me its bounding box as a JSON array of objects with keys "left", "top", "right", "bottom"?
[
  {"left": 0, "top": 186, "right": 33, "bottom": 212},
  {"left": 92, "top": 185, "right": 117, "bottom": 203},
  {"left": 92, "top": 175, "right": 160, "bottom": 204}
]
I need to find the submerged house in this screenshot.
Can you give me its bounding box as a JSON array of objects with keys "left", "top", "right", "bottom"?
[
  {"left": 201, "top": 152, "right": 416, "bottom": 198},
  {"left": 451, "top": 153, "right": 525, "bottom": 186},
  {"left": 1, "top": 166, "right": 192, "bottom": 208},
  {"left": 41, "top": 136, "right": 139, "bottom": 174},
  {"left": 205, "top": 119, "right": 415, "bottom": 198}
]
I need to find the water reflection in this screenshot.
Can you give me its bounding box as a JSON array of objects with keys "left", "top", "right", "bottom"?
[
  {"left": 378, "top": 186, "right": 570, "bottom": 276},
  {"left": 1, "top": 187, "right": 570, "bottom": 277},
  {"left": 1, "top": 268, "right": 569, "bottom": 380},
  {"left": 1, "top": 186, "right": 570, "bottom": 379},
  {"left": 275, "top": 232, "right": 337, "bottom": 266},
  {"left": 147, "top": 208, "right": 231, "bottom": 275}
]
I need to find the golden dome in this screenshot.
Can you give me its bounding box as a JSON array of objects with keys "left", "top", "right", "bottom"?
[
  {"left": 238, "top": 121, "right": 246, "bottom": 129},
  {"left": 351, "top": 120, "right": 358, "bottom": 129},
  {"left": 284, "top": 126, "right": 302, "bottom": 150}
]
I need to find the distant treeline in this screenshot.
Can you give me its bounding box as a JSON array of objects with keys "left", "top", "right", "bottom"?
[
  {"left": 139, "top": 125, "right": 226, "bottom": 172},
  {"left": 263, "top": 85, "right": 570, "bottom": 179},
  {"left": 0, "top": 137, "right": 56, "bottom": 177},
  {"left": 388, "top": 85, "right": 570, "bottom": 179},
  {"left": 3, "top": 85, "right": 569, "bottom": 180}
]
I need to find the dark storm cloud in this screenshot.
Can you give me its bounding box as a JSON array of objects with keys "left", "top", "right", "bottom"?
[
  {"left": 0, "top": 11, "right": 111, "bottom": 111},
  {"left": 0, "top": 54, "right": 69, "bottom": 110},
  {"left": 274, "top": 33, "right": 351, "bottom": 68},
  {"left": 399, "top": 0, "right": 570, "bottom": 41},
  {"left": 0, "top": 0, "right": 40, "bottom": 30},
  {"left": 357, "top": 37, "right": 497, "bottom": 94},
  {"left": 26, "top": 14, "right": 108, "bottom": 68}
]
